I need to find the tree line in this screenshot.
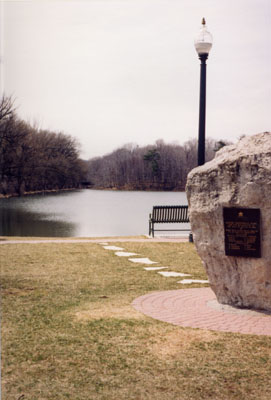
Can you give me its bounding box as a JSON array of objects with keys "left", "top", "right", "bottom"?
[
  {"left": 1, "top": 94, "right": 230, "bottom": 196},
  {"left": 0, "top": 96, "right": 86, "bottom": 197},
  {"left": 86, "top": 138, "right": 226, "bottom": 191}
]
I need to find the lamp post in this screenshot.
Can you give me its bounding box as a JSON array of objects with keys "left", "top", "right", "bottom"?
[{"left": 194, "top": 18, "right": 213, "bottom": 166}]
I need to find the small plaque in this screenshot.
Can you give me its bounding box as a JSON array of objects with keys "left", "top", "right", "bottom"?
[{"left": 223, "top": 208, "right": 261, "bottom": 258}]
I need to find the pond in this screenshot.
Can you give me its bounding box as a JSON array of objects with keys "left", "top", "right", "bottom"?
[{"left": 0, "top": 189, "right": 189, "bottom": 237}]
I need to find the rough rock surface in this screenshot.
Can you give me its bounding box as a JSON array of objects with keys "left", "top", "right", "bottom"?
[{"left": 186, "top": 132, "right": 271, "bottom": 311}]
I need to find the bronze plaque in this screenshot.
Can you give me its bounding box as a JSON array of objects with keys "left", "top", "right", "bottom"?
[{"left": 223, "top": 208, "right": 261, "bottom": 258}]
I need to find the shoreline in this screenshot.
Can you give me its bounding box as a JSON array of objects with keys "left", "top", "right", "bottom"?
[
  {"left": 0, "top": 187, "right": 82, "bottom": 199},
  {"left": 0, "top": 186, "right": 186, "bottom": 199},
  {"left": 0, "top": 235, "right": 189, "bottom": 244}
]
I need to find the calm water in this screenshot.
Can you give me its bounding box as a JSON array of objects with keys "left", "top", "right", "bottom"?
[{"left": 0, "top": 190, "right": 189, "bottom": 237}]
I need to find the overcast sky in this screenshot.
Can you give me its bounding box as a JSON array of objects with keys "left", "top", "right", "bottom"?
[{"left": 1, "top": 0, "right": 271, "bottom": 159}]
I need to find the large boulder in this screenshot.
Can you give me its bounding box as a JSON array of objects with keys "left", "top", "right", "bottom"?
[{"left": 186, "top": 132, "right": 271, "bottom": 311}]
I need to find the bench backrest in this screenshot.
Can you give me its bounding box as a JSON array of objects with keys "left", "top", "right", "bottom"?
[{"left": 151, "top": 205, "right": 189, "bottom": 223}]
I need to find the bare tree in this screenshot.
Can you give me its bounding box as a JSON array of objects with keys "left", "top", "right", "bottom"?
[
  {"left": 86, "top": 137, "right": 227, "bottom": 192},
  {"left": 0, "top": 95, "right": 86, "bottom": 196}
]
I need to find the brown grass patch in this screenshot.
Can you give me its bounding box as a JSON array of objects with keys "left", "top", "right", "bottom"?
[
  {"left": 151, "top": 327, "right": 217, "bottom": 358},
  {"left": 74, "top": 302, "right": 147, "bottom": 321},
  {"left": 2, "top": 287, "right": 36, "bottom": 296}
]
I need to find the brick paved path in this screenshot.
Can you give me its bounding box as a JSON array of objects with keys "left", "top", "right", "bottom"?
[{"left": 132, "top": 288, "right": 271, "bottom": 336}]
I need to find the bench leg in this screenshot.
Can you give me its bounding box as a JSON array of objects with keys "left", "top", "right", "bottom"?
[{"left": 149, "top": 220, "right": 154, "bottom": 237}]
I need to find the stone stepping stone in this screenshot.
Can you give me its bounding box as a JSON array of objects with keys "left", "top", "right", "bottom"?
[
  {"left": 178, "top": 279, "right": 209, "bottom": 284},
  {"left": 144, "top": 267, "right": 168, "bottom": 271},
  {"left": 103, "top": 246, "right": 124, "bottom": 251},
  {"left": 128, "top": 258, "right": 158, "bottom": 265},
  {"left": 158, "top": 271, "right": 191, "bottom": 278},
  {"left": 115, "top": 251, "right": 138, "bottom": 257}
]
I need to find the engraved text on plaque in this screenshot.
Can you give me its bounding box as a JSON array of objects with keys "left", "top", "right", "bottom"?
[{"left": 223, "top": 208, "right": 261, "bottom": 258}]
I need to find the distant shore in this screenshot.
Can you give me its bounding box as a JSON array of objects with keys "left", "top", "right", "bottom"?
[
  {"left": 0, "top": 186, "right": 185, "bottom": 199},
  {"left": 0, "top": 187, "right": 82, "bottom": 199}
]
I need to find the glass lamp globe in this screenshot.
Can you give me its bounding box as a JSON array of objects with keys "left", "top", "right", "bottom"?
[{"left": 194, "top": 18, "right": 213, "bottom": 56}]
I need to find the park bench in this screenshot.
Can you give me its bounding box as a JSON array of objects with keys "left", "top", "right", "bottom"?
[{"left": 149, "top": 205, "right": 190, "bottom": 237}]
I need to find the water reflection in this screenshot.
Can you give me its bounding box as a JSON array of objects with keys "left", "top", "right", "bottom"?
[{"left": 0, "top": 195, "right": 77, "bottom": 237}]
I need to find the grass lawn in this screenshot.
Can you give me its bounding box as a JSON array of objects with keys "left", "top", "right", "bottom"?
[{"left": 1, "top": 240, "right": 271, "bottom": 399}]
